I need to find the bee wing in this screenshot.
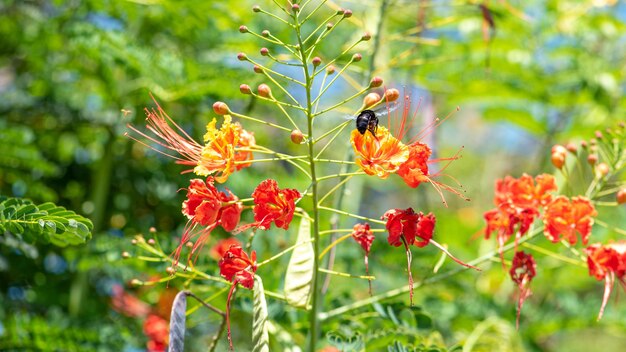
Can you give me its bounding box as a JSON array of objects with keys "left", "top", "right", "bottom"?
[
  {"left": 341, "top": 113, "right": 356, "bottom": 120},
  {"left": 372, "top": 101, "right": 400, "bottom": 117}
]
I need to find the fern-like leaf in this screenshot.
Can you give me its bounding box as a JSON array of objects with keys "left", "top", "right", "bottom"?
[{"left": 0, "top": 196, "right": 93, "bottom": 247}]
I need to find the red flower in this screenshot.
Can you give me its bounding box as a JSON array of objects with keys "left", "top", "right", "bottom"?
[
  {"left": 250, "top": 179, "right": 300, "bottom": 231},
  {"left": 174, "top": 178, "right": 243, "bottom": 267},
  {"left": 585, "top": 242, "right": 626, "bottom": 320},
  {"left": 382, "top": 208, "right": 477, "bottom": 305},
  {"left": 110, "top": 285, "right": 151, "bottom": 318},
  {"left": 544, "top": 196, "right": 597, "bottom": 245},
  {"left": 352, "top": 223, "right": 375, "bottom": 295},
  {"left": 352, "top": 223, "right": 375, "bottom": 254},
  {"left": 218, "top": 245, "right": 257, "bottom": 350},
  {"left": 219, "top": 245, "right": 257, "bottom": 289},
  {"left": 509, "top": 251, "right": 536, "bottom": 329},
  {"left": 143, "top": 314, "right": 169, "bottom": 352},
  {"left": 210, "top": 237, "right": 242, "bottom": 260}
]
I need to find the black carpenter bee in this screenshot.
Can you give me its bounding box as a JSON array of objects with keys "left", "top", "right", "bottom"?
[{"left": 355, "top": 109, "right": 379, "bottom": 137}]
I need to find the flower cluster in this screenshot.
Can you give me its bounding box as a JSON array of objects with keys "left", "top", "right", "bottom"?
[
  {"left": 483, "top": 172, "right": 598, "bottom": 325},
  {"left": 484, "top": 173, "right": 558, "bottom": 260},
  {"left": 350, "top": 93, "right": 466, "bottom": 206}
]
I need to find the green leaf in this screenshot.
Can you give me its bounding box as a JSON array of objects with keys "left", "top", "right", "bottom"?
[
  {"left": 284, "top": 214, "right": 314, "bottom": 308},
  {"left": 252, "top": 276, "right": 270, "bottom": 352},
  {"left": 0, "top": 197, "right": 93, "bottom": 248}
]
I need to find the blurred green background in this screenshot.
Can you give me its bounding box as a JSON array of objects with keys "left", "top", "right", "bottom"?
[{"left": 1, "top": 0, "right": 625, "bottom": 351}]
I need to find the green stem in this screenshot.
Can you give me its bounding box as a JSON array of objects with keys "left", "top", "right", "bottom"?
[
  {"left": 318, "top": 205, "right": 386, "bottom": 225},
  {"left": 230, "top": 111, "right": 292, "bottom": 132},
  {"left": 294, "top": 13, "right": 322, "bottom": 351},
  {"left": 318, "top": 268, "right": 374, "bottom": 280},
  {"left": 319, "top": 227, "right": 542, "bottom": 321}
]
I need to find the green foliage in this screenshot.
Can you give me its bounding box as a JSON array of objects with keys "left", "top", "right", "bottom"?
[{"left": 0, "top": 197, "right": 93, "bottom": 247}]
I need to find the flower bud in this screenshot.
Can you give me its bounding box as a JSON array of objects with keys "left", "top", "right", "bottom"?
[
  {"left": 166, "top": 267, "right": 176, "bottom": 275},
  {"left": 595, "top": 130, "right": 603, "bottom": 139},
  {"left": 326, "top": 22, "right": 334, "bottom": 30},
  {"left": 149, "top": 227, "right": 157, "bottom": 233},
  {"left": 130, "top": 279, "right": 142, "bottom": 287},
  {"left": 291, "top": 129, "right": 304, "bottom": 144},
  {"left": 237, "top": 52, "right": 247, "bottom": 61},
  {"left": 619, "top": 121, "right": 625, "bottom": 129},
  {"left": 580, "top": 140, "right": 588, "bottom": 149},
  {"left": 352, "top": 53, "right": 362, "bottom": 62},
  {"left": 147, "top": 238, "right": 156, "bottom": 245},
  {"left": 131, "top": 239, "right": 137, "bottom": 245},
  {"left": 261, "top": 30, "right": 270, "bottom": 37},
  {"left": 590, "top": 138, "right": 597, "bottom": 145},
  {"left": 260, "top": 47, "right": 269, "bottom": 56},
  {"left": 587, "top": 154, "right": 598, "bottom": 166},
  {"left": 596, "top": 162, "right": 609, "bottom": 177},
  {"left": 292, "top": 4, "right": 300, "bottom": 12},
  {"left": 240, "top": 84, "right": 251, "bottom": 94},
  {"left": 213, "top": 101, "right": 229, "bottom": 115},
  {"left": 565, "top": 142, "right": 577, "bottom": 154},
  {"left": 384, "top": 88, "right": 400, "bottom": 102},
  {"left": 252, "top": 5, "right": 261, "bottom": 12},
  {"left": 122, "top": 251, "right": 130, "bottom": 259},
  {"left": 362, "top": 32, "right": 371, "bottom": 41},
  {"left": 551, "top": 144, "right": 567, "bottom": 155},
  {"left": 343, "top": 9, "right": 353, "bottom": 18},
  {"left": 617, "top": 188, "right": 626, "bottom": 205},
  {"left": 336, "top": 8, "right": 345, "bottom": 15},
  {"left": 369, "top": 76, "right": 383, "bottom": 88},
  {"left": 239, "top": 25, "right": 248, "bottom": 33},
  {"left": 312, "top": 57, "right": 321, "bottom": 67},
  {"left": 363, "top": 93, "right": 381, "bottom": 108},
  {"left": 186, "top": 241, "right": 194, "bottom": 248},
  {"left": 258, "top": 84, "right": 271, "bottom": 98},
  {"left": 326, "top": 65, "right": 336, "bottom": 75},
  {"left": 551, "top": 152, "right": 565, "bottom": 169},
  {"left": 253, "top": 65, "right": 263, "bottom": 74}
]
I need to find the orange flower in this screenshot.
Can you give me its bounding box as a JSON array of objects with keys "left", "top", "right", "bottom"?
[
  {"left": 350, "top": 126, "right": 409, "bottom": 178},
  {"left": 544, "top": 196, "right": 597, "bottom": 245},
  {"left": 585, "top": 242, "right": 626, "bottom": 320},
  {"left": 382, "top": 92, "right": 467, "bottom": 205},
  {"left": 509, "top": 251, "right": 536, "bottom": 329},
  {"left": 396, "top": 141, "right": 431, "bottom": 188},
  {"left": 196, "top": 115, "right": 255, "bottom": 183},
  {"left": 126, "top": 97, "right": 254, "bottom": 183},
  {"left": 494, "top": 173, "right": 557, "bottom": 209},
  {"left": 484, "top": 174, "right": 556, "bottom": 264}
]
